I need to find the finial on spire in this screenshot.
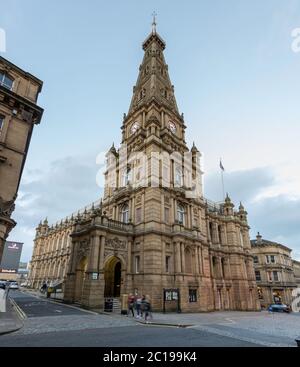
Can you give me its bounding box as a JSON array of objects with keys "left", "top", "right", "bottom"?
[{"left": 152, "top": 11, "right": 157, "bottom": 34}]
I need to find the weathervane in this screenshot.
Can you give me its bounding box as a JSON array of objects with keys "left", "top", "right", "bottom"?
[{"left": 152, "top": 11, "right": 157, "bottom": 34}]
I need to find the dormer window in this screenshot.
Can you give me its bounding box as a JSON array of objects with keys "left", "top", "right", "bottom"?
[{"left": 0, "top": 72, "right": 13, "bottom": 90}]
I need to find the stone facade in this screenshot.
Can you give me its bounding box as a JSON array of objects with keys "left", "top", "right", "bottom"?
[
  {"left": 251, "top": 233, "right": 297, "bottom": 308},
  {"left": 0, "top": 57, "right": 43, "bottom": 261},
  {"left": 28, "top": 25, "right": 260, "bottom": 312},
  {"left": 292, "top": 260, "right": 300, "bottom": 288}
]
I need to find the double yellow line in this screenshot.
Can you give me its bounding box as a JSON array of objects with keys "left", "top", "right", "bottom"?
[{"left": 10, "top": 298, "right": 27, "bottom": 320}]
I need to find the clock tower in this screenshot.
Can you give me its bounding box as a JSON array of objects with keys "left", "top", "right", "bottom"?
[{"left": 33, "top": 19, "right": 259, "bottom": 313}]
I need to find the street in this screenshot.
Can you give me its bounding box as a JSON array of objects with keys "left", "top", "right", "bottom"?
[{"left": 0, "top": 291, "right": 261, "bottom": 347}]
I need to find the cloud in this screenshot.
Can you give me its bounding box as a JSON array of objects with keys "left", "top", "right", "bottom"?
[
  {"left": 249, "top": 195, "right": 300, "bottom": 259},
  {"left": 204, "top": 167, "right": 300, "bottom": 259},
  {"left": 203, "top": 167, "right": 276, "bottom": 203},
  {"left": 8, "top": 154, "right": 103, "bottom": 262}
]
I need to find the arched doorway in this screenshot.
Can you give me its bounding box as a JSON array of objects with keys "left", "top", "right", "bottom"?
[
  {"left": 75, "top": 257, "right": 87, "bottom": 302},
  {"left": 104, "top": 257, "right": 122, "bottom": 297}
]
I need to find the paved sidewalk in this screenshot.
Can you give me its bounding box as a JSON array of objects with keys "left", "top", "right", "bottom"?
[{"left": 0, "top": 298, "right": 24, "bottom": 335}]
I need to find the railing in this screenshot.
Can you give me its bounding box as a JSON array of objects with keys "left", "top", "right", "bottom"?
[{"left": 204, "top": 197, "right": 224, "bottom": 214}]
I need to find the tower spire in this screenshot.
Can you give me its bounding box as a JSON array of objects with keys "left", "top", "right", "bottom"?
[{"left": 152, "top": 11, "right": 157, "bottom": 34}]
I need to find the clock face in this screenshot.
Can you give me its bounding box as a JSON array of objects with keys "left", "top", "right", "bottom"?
[
  {"left": 130, "top": 122, "right": 140, "bottom": 134},
  {"left": 168, "top": 121, "right": 177, "bottom": 134}
]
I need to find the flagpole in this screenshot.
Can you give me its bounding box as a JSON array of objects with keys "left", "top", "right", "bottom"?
[
  {"left": 221, "top": 168, "right": 225, "bottom": 201},
  {"left": 220, "top": 158, "right": 225, "bottom": 201}
]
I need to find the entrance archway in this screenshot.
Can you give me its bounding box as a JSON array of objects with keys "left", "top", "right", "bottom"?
[
  {"left": 104, "top": 257, "right": 122, "bottom": 297},
  {"left": 75, "top": 257, "right": 87, "bottom": 302}
]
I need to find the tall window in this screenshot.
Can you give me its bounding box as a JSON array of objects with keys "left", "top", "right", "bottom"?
[
  {"left": 189, "top": 289, "right": 197, "bottom": 303},
  {"left": 177, "top": 204, "right": 185, "bottom": 224},
  {"left": 166, "top": 256, "right": 171, "bottom": 273},
  {"left": 0, "top": 72, "right": 13, "bottom": 90},
  {"left": 0, "top": 115, "right": 4, "bottom": 132},
  {"left": 221, "top": 258, "right": 226, "bottom": 278},
  {"left": 175, "top": 166, "right": 183, "bottom": 187},
  {"left": 273, "top": 271, "right": 279, "bottom": 281},
  {"left": 255, "top": 271, "right": 261, "bottom": 281},
  {"left": 253, "top": 256, "right": 259, "bottom": 264},
  {"left": 121, "top": 167, "right": 131, "bottom": 187},
  {"left": 164, "top": 207, "right": 170, "bottom": 224},
  {"left": 136, "top": 207, "right": 142, "bottom": 223},
  {"left": 121, "top": 203, "right": 129, "bottom": 223},
  {"left": 185, "top": 248, "right": 192, "bottom": 273},
  {"left": 218, "top": 225, "right": 222, "bottom": 244},
  {"left": 135, "top": 256, "right": 140, "bottom": 273},
  {"left": 266, "top": 255, "right": 276, "bottom": 264}
]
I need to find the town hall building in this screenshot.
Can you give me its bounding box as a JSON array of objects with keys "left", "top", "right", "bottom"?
[{"left": 28, "top": 21, "right": 260, "bottom": 312}]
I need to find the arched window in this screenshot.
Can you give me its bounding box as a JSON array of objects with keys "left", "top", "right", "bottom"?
[
  {"left": 121, "top": 203, "right": 129, "bottom": 223},
  {"left": 177, "top": 203, "right": 185, "bottom": 224},
  {"left": 0, "top": 71, "right": 13, "bottom": 90},
  {"left": 175, "top": 166, "right": 183, "bottom": 187}
]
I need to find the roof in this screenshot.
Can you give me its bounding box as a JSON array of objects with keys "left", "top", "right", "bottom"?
[
  {"left": 0, "top": 56, "right": 43, "bottom": 91},
  {"left": 250, "top": 238, "right": 292, "bottom": 252}
]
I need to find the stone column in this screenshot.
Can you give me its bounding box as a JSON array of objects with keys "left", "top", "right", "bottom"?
[
  {"left": 127, "top": 240, "right": 132, "bottom": 273},
  {"left": 89, "top": 235, "right": 100, "bottom": 271},
  {"left": 175, "top": 242, "right": 181, "bottom": 273},
  {"left": 195, "top": 246, "right": 199, "bottom": 274},
  {"left": 181, "top": 243, "right": 185, "bottom": 273},
  {"left": 213, "top": 223, "right": 219, "bottom": 244},
  {"left": 70, "top": 241, "right": 78, "bottom": 273},
  {"left": 162, "top": 241, "right": 166, "bottom": 273},
  {"left": 99, "top": 235, "right": 105, "bottom": 270},
  {"left": 198, "top": 245, "right": 203, "bottom": 275}
]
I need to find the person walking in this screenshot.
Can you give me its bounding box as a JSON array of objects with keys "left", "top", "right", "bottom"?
[
  {"left": 141, "top": 295, "right": 152, "bottom": 322},
  {"left": 135, "top": 295, "right": 142, "bottom": 318},
  {"left": 41, "top": 282, "right": 47, "bottom": 294},
  {"left": 128, "top": 294, "right": 135, "bottom": 317}
]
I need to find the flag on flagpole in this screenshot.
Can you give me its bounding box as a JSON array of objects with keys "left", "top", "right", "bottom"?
[{"left": 220, "top": 159, "right": 225, "bottom": 171}]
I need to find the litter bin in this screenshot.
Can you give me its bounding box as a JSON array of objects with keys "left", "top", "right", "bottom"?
[
  {"left": 46, "top": 287, "right": 53, "bottom": 298},
  {"left": 104, "top": 298, "right": 113, "bottom": 312}
]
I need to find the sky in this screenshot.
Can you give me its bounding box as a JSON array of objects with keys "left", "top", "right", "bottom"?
[{"left": 1, "top": 0, "right": 300, "bottom": 262}]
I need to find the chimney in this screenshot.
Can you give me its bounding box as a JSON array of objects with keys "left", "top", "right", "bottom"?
[{"left": 256, "top": 232, "right": 262, "bottom": 244}]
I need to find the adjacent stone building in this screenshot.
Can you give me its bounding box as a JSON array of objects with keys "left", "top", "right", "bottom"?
[
  {"left": 251, "top": 233, "right": 297, "bottom": 308},
  {"left": 28, "top": 23, "right": 260, "bottom": 312},
  {"left": 0, "top": 57, "right": 43, "bottom": 261},
  {"left": 292, "top": 260, "right": 300, "bottom": 288}
]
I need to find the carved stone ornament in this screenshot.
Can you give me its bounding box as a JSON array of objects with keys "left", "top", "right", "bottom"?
[
  {"left": 105, "top": 237, "right": 127, "bottom": 251},
  {"left": 77, "top": 240, "right": 90, "bottom": 258},
  {"left": 0, "top": 196, "right": 16, "bottom": 218}
]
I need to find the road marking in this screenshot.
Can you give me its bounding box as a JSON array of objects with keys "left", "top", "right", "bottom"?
[{"left": 55, "top": 310, "right": 62, "bottom": 313}]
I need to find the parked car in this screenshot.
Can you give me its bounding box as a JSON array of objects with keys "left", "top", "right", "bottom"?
[
  {"left": 9, "top": 282, "right": 19, "bottom": 290},
  {"left": 268, "top": 303, "right": 291, "bottom": 313},
  {"left": 0, "top": 281, "right": 6, "bottom": 290}
]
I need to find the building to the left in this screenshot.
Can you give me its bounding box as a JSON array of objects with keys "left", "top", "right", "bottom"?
[
  {"left": 0, "top": 57, "right": 43, "bottom": 262},
  {"left": 0, "top": 240, "right": 23, "bottom": 281}
]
